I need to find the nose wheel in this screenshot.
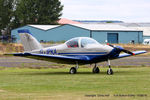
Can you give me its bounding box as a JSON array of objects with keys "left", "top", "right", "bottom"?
[
  {"left": 107, "top": 67, "right": 113, "bottom": 75},
  {"left": 107, "top": 59, "right": 113, "bottom": 75}
]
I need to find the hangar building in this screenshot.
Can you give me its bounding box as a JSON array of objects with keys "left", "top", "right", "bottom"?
[
  {"left": 119, "top": 23, "right": 150, "bottom": 40},
  {"left": 11, "top": 24, "right": 143, "bottom": 44}
]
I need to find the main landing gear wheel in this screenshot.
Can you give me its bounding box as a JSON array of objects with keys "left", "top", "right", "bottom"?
[
  {"left": 69, "top": 62, "right": 79, "bottom": 74},
  {"left": 107, "top": 68, "right": 113, "bottom": 75},
  {"left": 93, "top": 67, "right": 100, "bottom": 73},
  {"left": 70, "top": 67, "right": 77, "bottom": 74}
]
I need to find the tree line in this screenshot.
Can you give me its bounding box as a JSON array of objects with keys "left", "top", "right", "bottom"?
[{"left": 0, "top": 0, "right": 63, "bottom": 35}]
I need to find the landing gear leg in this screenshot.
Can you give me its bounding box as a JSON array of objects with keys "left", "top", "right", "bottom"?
[
  {"left": 70, "top": 62, "right": 79, "bottom": 74},
  {"left": 107, "top": 59, "right": 113, "bottom": 75},
  {"left": 92, "top": 63, "right": 100, "bottom": 73}
]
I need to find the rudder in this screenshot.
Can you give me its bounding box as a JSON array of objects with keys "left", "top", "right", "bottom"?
[{"left": 18, "top": 29, "right": 43, "bottom": 52}]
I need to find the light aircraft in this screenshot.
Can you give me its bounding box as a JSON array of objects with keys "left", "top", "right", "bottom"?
[{"left": 9, "top": 29, "right": 146, "bottom": 75}]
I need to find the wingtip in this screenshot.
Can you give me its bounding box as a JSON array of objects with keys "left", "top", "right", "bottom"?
[{"left": 132, "top": 53, "right": 135, "bottom": 55}]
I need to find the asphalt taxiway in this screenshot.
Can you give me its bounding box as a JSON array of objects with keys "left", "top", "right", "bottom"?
[{"left": 0, "top": 56, "right": 150, "bottom": 67}]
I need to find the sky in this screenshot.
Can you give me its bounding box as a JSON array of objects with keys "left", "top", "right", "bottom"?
[{"left": 60, "top": 0, "right": 150, "bottom": 22}]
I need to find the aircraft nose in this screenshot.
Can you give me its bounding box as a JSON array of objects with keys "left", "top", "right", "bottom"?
[
  {"left": 112, "top": 45, "right": 134, "bottom": 55},
  {"left": 108, "top": 43, "right": 135, "bottom": 58},
  {"left": 108, "top": 47, "right": 120, "bottom": 58}
]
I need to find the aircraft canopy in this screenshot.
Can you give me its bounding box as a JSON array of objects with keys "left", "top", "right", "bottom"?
[{"left": 65, "top": 37, "right": 99, "bottom": 48}]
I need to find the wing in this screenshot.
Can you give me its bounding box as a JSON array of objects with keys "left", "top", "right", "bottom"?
[
  {"left": 6, "top": 53, "right": 90, "bottom": 64},
  {"left": 5, "top": 50, "right": 146, "bottom": 64},
  {"left": 117, "top": 50, "right": 146, "bottom": 58}
]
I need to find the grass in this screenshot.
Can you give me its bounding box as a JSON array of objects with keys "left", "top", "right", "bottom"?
[
  {"left": 0, "top": 67, "right": 150, "bottom": 100},
  {"left": 0, "top": 43, "right": 23, "bottom": 54}
]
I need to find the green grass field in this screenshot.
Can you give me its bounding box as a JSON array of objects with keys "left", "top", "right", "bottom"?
[{"left": 0, "top": 67, "right": 150, "bottom": 100}]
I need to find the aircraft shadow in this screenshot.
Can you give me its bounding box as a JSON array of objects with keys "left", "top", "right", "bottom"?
[
  {"left": 17, "top": 70, "right": 131, "bottom": 76},
  {"left": 18, "top": 72, "right": 94, "bottom": 76}
]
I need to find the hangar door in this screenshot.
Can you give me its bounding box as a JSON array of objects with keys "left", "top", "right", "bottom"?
[{"left": 107, "top": 33, "right": 118, "bottom": 43}]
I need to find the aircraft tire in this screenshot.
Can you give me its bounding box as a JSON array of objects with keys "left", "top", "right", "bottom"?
[
  {"left": 92, "top": 67, "right": 100, "bottom": 73},
  {"left": 107, "top": 68, "right": 113, "bottom": 75},
  {"left": 70, "top": 67, "right": 77, "bottom": 74}
]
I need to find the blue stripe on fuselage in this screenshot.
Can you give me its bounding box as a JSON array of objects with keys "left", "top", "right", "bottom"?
[
  {"left": 58, "top": 52, "right": 107, "bottom": 55},
  {"left": 58, "top": 48, "right": 119, "bottom": 63}
]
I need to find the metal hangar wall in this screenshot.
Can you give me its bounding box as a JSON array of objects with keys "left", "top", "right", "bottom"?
[{"left": 11, "top": 24, "right": 143, "bottom": 44}]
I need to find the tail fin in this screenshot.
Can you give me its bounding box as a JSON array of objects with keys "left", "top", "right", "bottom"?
[{"left": 18, "top": 29, "right": 43, "bottom": 52}]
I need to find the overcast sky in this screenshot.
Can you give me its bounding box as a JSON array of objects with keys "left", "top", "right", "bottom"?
[{"left": 60, "top": 0, "right": 150, "bottom": 22}]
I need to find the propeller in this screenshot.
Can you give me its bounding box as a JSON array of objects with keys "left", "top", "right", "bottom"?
[
  {"left": 107, "top": 43, "right": 135, "bottom": 55},
  {"left": 121, "top": 49, "right": 135, "bottom": 55}
]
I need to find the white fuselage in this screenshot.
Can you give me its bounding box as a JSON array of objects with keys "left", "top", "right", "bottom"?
[{"left": 31, "top": 43, "right": 113, "bottom": 57}]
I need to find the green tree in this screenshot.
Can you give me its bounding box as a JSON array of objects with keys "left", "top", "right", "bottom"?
[
  {"left": 15, "top": 0, "right": 63, "bottom": 26},
  {"left": 0, "top": 0, "right": 14, "bottom": 35}
]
